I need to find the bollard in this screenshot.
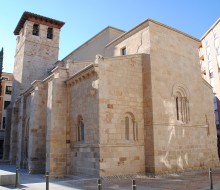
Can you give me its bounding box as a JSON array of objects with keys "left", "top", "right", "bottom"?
[
  {"left": 46, "top": 172, "right": 49, "bottom": 190},
  {"left": 15, "top": 167, "right": 19, "bottom": 187},
  {"left": 97, "top": 178, "right": 102, "bottom": 190},
  {"left": 209, "top": 168, "right": 213, "bottom": 190},
  {"left": 132, "top": 179, "right": 136, "bottom": 190}
]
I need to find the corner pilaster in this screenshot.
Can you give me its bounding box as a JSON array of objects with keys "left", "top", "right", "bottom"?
[{"left": 46, "top": 67, "right": 68, "bottom": 177}]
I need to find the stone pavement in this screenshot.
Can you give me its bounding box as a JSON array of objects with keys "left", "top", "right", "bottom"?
[{"left": 1, "top": 165, "right": 220, "bottom": 189}]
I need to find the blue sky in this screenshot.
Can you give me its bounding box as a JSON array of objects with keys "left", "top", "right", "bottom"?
[{"left": 0, "top": 0, "right": 219, "bottom": 73}]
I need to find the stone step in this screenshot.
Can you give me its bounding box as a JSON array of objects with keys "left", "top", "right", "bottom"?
[{"left": 0, "top": 170, "right": 17, "bottom": 186}]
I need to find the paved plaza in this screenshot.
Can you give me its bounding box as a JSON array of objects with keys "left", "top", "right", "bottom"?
[{"left": 1, "top": 165, "right": 220, "bottom": 189}]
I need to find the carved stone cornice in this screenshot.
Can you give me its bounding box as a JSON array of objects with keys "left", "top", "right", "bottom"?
[{"left": 66, "top": 64, "right": 99, "bottom": 87}]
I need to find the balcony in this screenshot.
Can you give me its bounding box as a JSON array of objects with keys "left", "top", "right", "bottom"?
[{"left": 201, "top": 67, "right": 206, "bottom": 75}]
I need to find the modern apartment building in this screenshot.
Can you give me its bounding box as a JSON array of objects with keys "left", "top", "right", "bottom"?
[
  {"left": 200, "top": 18, "right": 220, "bottom": 133},
  {"left": 0, "top": 72, "right": 13, "bottom": 159}
]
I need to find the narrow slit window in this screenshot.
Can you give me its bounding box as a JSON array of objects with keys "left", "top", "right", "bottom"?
[
  {"left": 77, "top": 116, "right": 84, "bottom": 142},
  {"left": 125, "top": 116, "right": 129, "bottom": 140},
  {"left": 121, "top": 47, "right": 126, "bottom": 55},
  {"left": 80, "top": 120, "right": 84, "bottom": 141},
  {"left": 176, "top": 97, "right": 179, "bottom": 120},
  {"left": 47, "top": 27, "right": 53, "bottom": 39},
  {"left": 32, "top": 24, "right": 39, "bottom": 36}
]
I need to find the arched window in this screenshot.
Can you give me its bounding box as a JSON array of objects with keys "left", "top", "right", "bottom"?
[
  {"left": 172, "top": 83, "right": 190, "bottom": 123},
  {"left": 32, "top": 24, "right": 39, "bottom": 36},
  {"left": 124, "top": 112, "right": 137, "bottom": 141},
  {"left": 77, "top": 115, "right": 84, "bottom": 142}
]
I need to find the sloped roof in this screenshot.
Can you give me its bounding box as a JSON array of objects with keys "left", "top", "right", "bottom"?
[
  {"left": 106, "top": 18, "right": 199, "bottom": 48},
  {"left": 14, "top": 11, "right": 65, "bottom": 35},
  {"left": 62, "top": 26, "right": 125, "bottom": 61}
]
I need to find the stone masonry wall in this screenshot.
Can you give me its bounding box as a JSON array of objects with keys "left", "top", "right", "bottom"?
[
  {"left": 11, "top": 45, "right": 24, "bottom": 103},
  {"left": 148, "top": 21, "right": 219, "bottom": 173},
  {"left": 98, "top": 55, "right": 145, "bottom": 176},
  {"left": 142, "top": 54, "right": 154, "bottom": 173},
  {"left": 21, "top": 94, "right": 31, "bottom": 168},
  {"left": 68, "top": 70, "right": 99, "bottom": 176},
  {"left": 16, "top": 97, "right": 24, "bottom": 167},
  {"left": 46, "top": 68, "right": 68, "bottom": 177},
  {"left": 105, "top": 23, "right": 153, "bottom": 174},
  {"left": 28, "top": 82, "right": 47, "bottom": 173},
  {"left": 9, "top": 104, "right": 19, "bottom": 163},
  {"left": 105, "top": 22, "right": 150, "bottom": 57},
  {"left": 22, "top": 21, "right": 60, "bottom": 88},
  {"left": 65, "top": 59, "right": 93, "bottom": 75}
]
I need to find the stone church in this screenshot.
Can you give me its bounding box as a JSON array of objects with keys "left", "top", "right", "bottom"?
[{"left": 7, "top": 11, "right": 219, "bottom": 177}]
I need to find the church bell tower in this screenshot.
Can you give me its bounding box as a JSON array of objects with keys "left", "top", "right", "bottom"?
[
  {"left": 9, "top": 12, "right": 64, "bottom": 164},
  {"left": 12, "top": 12, "right": 65, "bottom": 101}
]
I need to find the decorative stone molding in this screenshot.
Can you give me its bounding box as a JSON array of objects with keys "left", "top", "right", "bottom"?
[
  {"left": 31, "top": 80, "right": 42, "bottom": 87},
  {"left": 95, "top": 54, "right": 104, "bottom": 64},
  {"left": 66, "top": 59, "right": 74, "bottom": 69},
  {"left": 145, "top": 121, "right": 208, "bottom": 128},
  {"left": 21, "top": 80, "right": 44, "bottom": 97},
  {"left": 172, "top": 83, "right": 190, "bottom": 99},
  {"left": 92, "top": 80, "right": 99, "bottom": 89},
  {"left": 66, "top": 64, "right": 98, "bottom": 86}
]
